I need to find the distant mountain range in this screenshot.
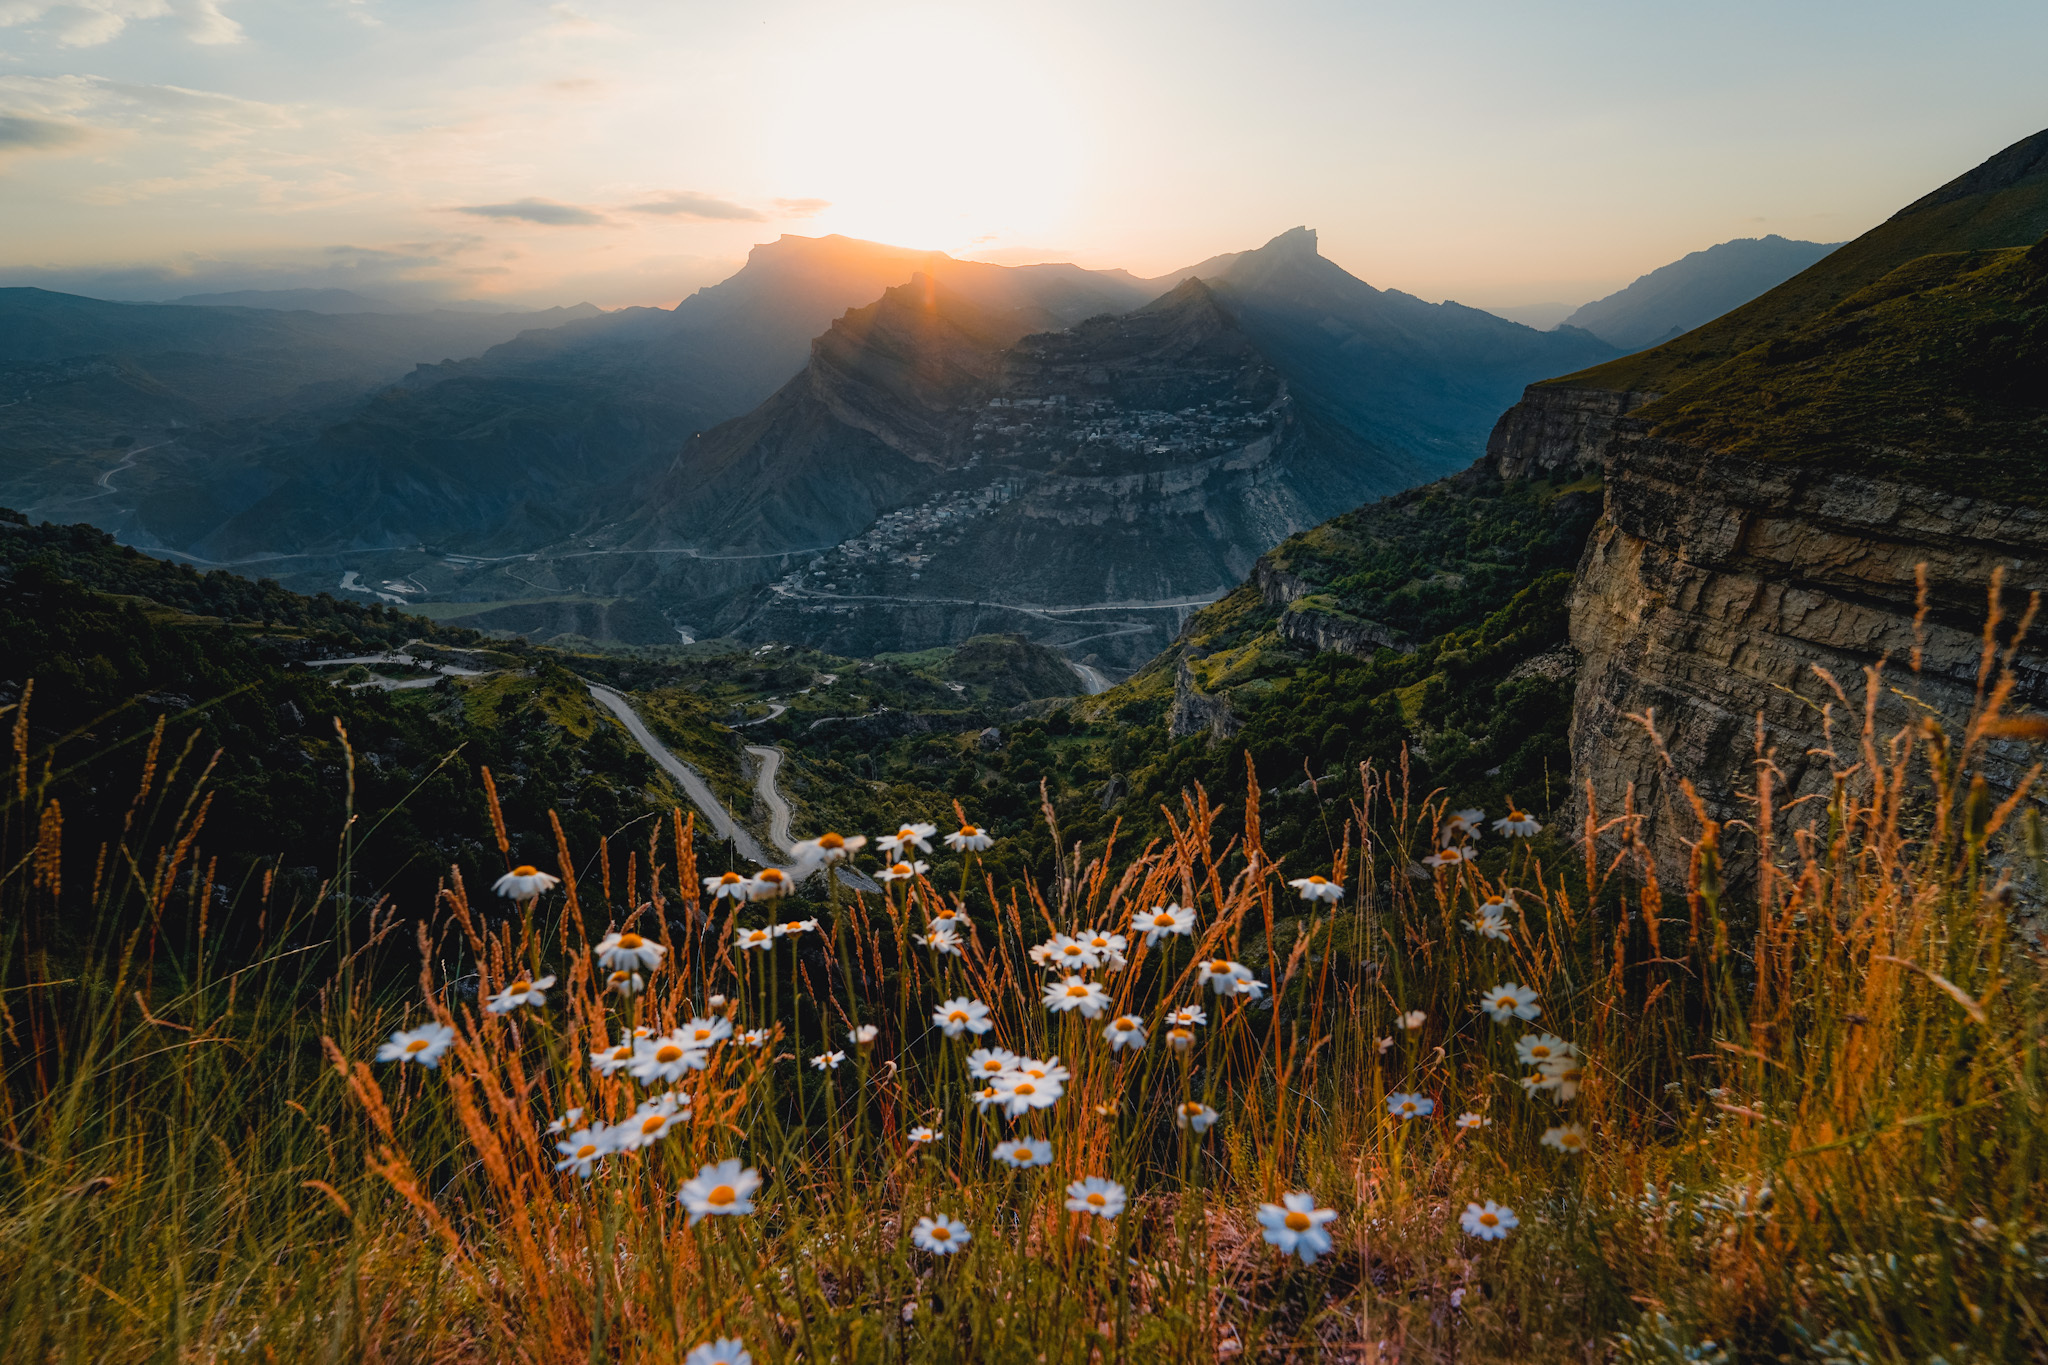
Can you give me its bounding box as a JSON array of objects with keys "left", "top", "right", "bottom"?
[{"left": 1559, "top": 235, "right": 1842, "bottom": 349}]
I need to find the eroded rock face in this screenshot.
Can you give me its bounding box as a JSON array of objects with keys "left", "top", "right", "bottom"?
[
  {"left": 1168, "top": 658, "right": 1241, "bottom": 741},
  {"left": 1485, "top": 385, "right": 1660, "bottom": 480},
  {"left": 1568, "top": 426, "right": 2048, "bottom": 872}
]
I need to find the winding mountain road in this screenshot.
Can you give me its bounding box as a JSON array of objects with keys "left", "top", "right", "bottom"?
[
  {"left": 744, "top": 744, "right": 794, "bottom": 850},
  {"left": 586, "top": 682, "right": 773, "bottom": 865}
]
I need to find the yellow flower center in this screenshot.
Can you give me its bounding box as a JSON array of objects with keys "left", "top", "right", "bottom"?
[
  {"left": 1170, "top": 1028, "right": 1192, "bottom": 1043},
  {"left": 693, "top": 1029, "right": 712, "bottom": 1041},
  {"left": 819, "top": 833, "right": 845, "bottom": 849},
  {"left": 1497, "top": 997, "right": 1515, "bottom": 1009},
  {"left": 1087, "top": 1193, "right": 1105, "bottom": 1207},
  {"left": 930, "top": 1225, "right": 950, "bottom": 1240},
  {"left": 1014, "top": 1148, "right": 1033, "bottom": 1161},
  {"left": 1308, "top": 876, "right": 1326, "bottom": 885},
  {"left": 611, "top": 1046, "right": 631, "bottom": 1060},
  {"left": 1114, "top": 1017, "right": 1136, "bottom": 1031},
  {"left": 948, "top": 1010, "right": 968, "bottom": 1022},
  {"left": 1066, "top": 985, "right": 1087, "bottom": 997},
  {"left": 1154, "top": 914, "right": 1175, "bottom": 926},
  {"left": 509, "top": 981, "right": 530, "bottom": 994},
  {"left": 937, "top": 910, "right": 956, "bottom": 920},
  {"left": 1208, "top": 960, "right": 1230, "bottom": 973},
  {"left": 1182, "top": 1103, "right": 1202, "bottom": 1116},
  {"left": 1480, "top": 1211, "right": 1499, "bottom": 1226},
  {"left": 1532, "top": 1045, "right": 1551, "bottom": 1058},
  {"left": 893, "top": 864, "right": 911, "bottom": 876},
  {"left": 784, "top": 922, "right": 802, "bottom": 932},
  {"left": 761, "top": 871, "right": 785, "bottom": 884},
  {"left": 981, "top": 1059, "right": 1003, "bottom": 1072},
  {"left": 708, "top": 1185, "right": 736, "bottom": 1206},
  {"left": 1015, "top": 1083, "right": 1035, "bottom": 1096},
  {"left": 960, "top": 825, "right": 979, "bottom": 836},
  {"left": 641, "top": 1115, "right": 665, "bottom": 1134},
  {"left": 1284, "top": 1211, "right": 1311, "bottom": 1231},
  {"left": 576, "top": 1144, "right": 597, "bottom": 1159},
  {"left": 719, "top": 872, "right": 744, "bottom": 885},
  {"left": 655, "top": 1045, "right": 684, "bottom": 1063},
  {"left": 404, "top": 1038, "right": 429, "bottom": 1053},
  {"left": 619, "top": 933, "right": 644, "bottom": 949},
  {"left": 1511, "top": 811, "right": 1527, "bottom": 821},
  {"left": 511, "top": 864, "right": 538, "bottom": 876},
  {"left": 1443, "top": 849, "right": 1461, "bottom": 862},
  {"left": 1062, "top": 944, "right": 1082, "bottom": 956}
]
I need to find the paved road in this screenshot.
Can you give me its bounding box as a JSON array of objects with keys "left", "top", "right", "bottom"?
[
  {"left": 586, "top": 683, "right": 773, "bottom": 866},
  {"left": 1068, "top": 661, "right": 1113, "bottom": 695},
  {"left": 744, "top": 744, "right": 794, "bottom": 851}
]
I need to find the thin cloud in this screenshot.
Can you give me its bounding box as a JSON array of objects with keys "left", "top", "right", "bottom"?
[
  {"left": 0, "top": 1, "right": 243, "bottom": 48},
  {"left": 625, "top": 191, "right": 765, "bottom": 222},
  {"left": 773, "top": 197, "right": 830, "bottom": 218},
  {"left": 0, "top": 113, "right": 92, "bottom": 155},
  {"left": 454, "top": 198, "right": 607, "bottom": 226}
]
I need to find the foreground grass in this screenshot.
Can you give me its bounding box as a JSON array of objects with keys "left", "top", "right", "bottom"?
[{"left": 3, "top": 630, "right": 2046, "bottom": 1363}]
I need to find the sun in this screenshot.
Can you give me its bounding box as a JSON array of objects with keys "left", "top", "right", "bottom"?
[{"left": 745, "top": 9, "right": 1093, "bottom": 254}]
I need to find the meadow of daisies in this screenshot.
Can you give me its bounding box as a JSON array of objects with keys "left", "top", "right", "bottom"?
[{"left": 4, "top": 651, "right": 2048, "bottom": 1363}]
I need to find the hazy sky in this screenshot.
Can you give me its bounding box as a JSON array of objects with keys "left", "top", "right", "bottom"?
[{"left": 2, "top": 0, "right": 2043, "bottom": 312}]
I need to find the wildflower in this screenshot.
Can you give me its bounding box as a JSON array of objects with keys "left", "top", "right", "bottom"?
[
  {"left": 1014, "top": 1056, "right": 1071, "bottom": 1085},
  {"left": 995, "top": 1072, "right": 1064, "bottom": 1118},
  {"left": 1401, "top": 1010, "right": 1426, "bottom": 1031},
  {"left": 617, "top": 1094, "right": 690, "bottom": 1150},
  {"left": 377, "top": 1022, "right": 456, "bottom": 1068},
  {"left": 1456, "top": 1112, "right": 1490, "bottom": 1130},
  {"left": 1196, "top": 958, "right": 1252, "bottom": 994},
  {"left": 1257, "top": 1192, "right": 1338, "bottom": 1264},
  {"left": 1140, "top": 903, "right": 1196, "bottom": 945},
  {"left": 1034, "top": 933, "right": 1101, "bottom": 971},
  {"left": 994, "top": 1136, "right": 1052, "bottom": 1168},
  {"left": 907, "top": 1126, "right": 940, "bottom": 1146},
  {"left": 1460, "top": 1200, "right": 1518, "bottom": 1240},
  {"left": 811, "top": 1050, "right": 845, "bottom": 1070},
  {"left": 910, "top": 1214, "right": 970, "bottom": 1254},
  {"left": 708, "top": 994, "right": 728, "bottom": 1009},
  {"left": 606, "top": 968, "right": 645, "bottom": 996},
  {"left": 933, "top": 996, "right": 993, "bottom": 1037},
  {"left": 1451, "top": 1287, "right": 1466, "bottom": 1308},
  {"left": 493, "top": 865, "right": 560, "bottom": 900},
  {"left": 704, "top": 870, "right": 751, "bottom": 901},
  {"left": 1167, "top": 1005, "right": 1208, "bottom": 1027},
  {"left": 878, "top": 822, "right": 939, "bottom": 856},
  {"left": 921, "top": 924, "right": 964, "bottom": 956},
  {"left": 1376, "top": 1036, "right": 1394, "bottom": 1055},
  {"left": 1167, "top": 1025, "right": 1196, "bottom": 1051},
  {"left": 554, "top": 1124, "right": 612, "bottom": 1178},
  {"left": 1514, "top": 1034, "right": 1576, "bottom": 1067},
  {"left": 1518, "top": 1071, "right": 1557, "bottom": 1098},
  {"left": 773, "top": 917, "right": 818, "bottom": 938},
  {"left": 489, "top": 970, "right": 561, "bottom": 1015},
  {"left": 792, "top": 831, "right": 865, "bottom": 866},
  {"left": 1424, "top": 846, "right": 1470, "bottom": 870},
  {"left": 1288, "top": 875, "right": 1345, "bottom": 903},
  {"left": 1043, "top": 974, "right": 1110, "bottom": 1018},
  {"left": 1092, "top": 1100, "right": 1119, "bottom": 1117},
  {"left": 1478, "top": 983, "right": 1541, "bottom": 1022},
  {"left": 1065, "top": 1177, "right": 1127, "bottom": 1220},
  {"left": 875, "top": 860, "right": 929, "bottom": 883},
  {"left": 738, "top": 1028, "right": 771, "bottom": 1048},
  {"left": 1176, "top": 1101, "right": 1220, "bottom": 1133},
  {"left": 682, "top": 1016, "right": 733, "bottom": 1050},
  {"left": 1102, "top": 1015, "right": 1146, "bottom": 1052},
  {"left": 545, "top": 1107, "right": 584, "bottom": 1135},
  {"left": 596, "top": 931, "right": 667, "bottom": 973},
  {"left": 1387, "top": 1092, "right": 1434, "bottom": 1119},
  {"left": 736, "top": 926, "right": 776, "bottom": 951},
  {"left": 629, "top": 1033, "right": 707, "bottom": 1084},
  {"left": 944, "top": 824, "right": 994, "bottom": 852},
  {"left": 930, "top": 902, "right": 972, "bottom": 927},
  {"left": 1230, "top": 975, "right": 1269, "bottom": 1001},
  {"left": 971, "top": 1084, "right": 1005, "bottom": 1114},
  {"left": 1476, "top": 892, "right": 1518, "bottom": 916},
  {"left": 1493, "top": 809, "right": 1542, "bottom": 837},
  {"left": 848, "top": 1023, "right": 879, "bottom": 1047},
  {"left": 747, "top": 868, "right": 798, "bottom": 901},
  {"left": 1541, "top": 1123, "right": 1589, "bottom": 1154},
  {"left": 685, "top": 1339, "right": 750, "bottom": 1365},
  {"left": 1079, "top": 929, "right": 1129, "bottom": 971},
  {"left": 678, "top": 1159, "right": 762, "bottom": 1225},
  {"left": 1538, "top": 1056, "right": 1584, "bottom": 1101},
  {"left": 1464, "top": 914, "right": 1511, "bottom": 940},
  {"left": 966, "top": 1045, "right": 1020, "bottom": 1079},
  {"left": 591, "top": 1039, "right": 638, "bottom": 1077},
  {"left": 1442, "top": 808, "right": 1486, "bottom": 843}
]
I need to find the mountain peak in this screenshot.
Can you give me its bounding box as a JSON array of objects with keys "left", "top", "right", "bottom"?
[
  {"left": 1254, "top": 226, "right": 1319, "bottom": 257},
  {"left": 1895, "top": 125, "right": 2048, "bottom": 218}
]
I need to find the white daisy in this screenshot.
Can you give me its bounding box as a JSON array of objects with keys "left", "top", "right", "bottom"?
[
  {"left": 1196, "top": 957, "right": 1252, "bottom": 994},
  {"left": 1166, "top": 1005, "right": 1208, "bottom": 1027},
  {"left": 875, "top": 860, "right": 929, "bottom": 883},
  {"left": 493, "top": 865, "right": 559, "bottom": 900},
  {"left": 377, "top": 1022, "right": 456, "bottom": 1068},
  {"left": 1139, "top": 903, "right": 1196, "bottom": 945},
  {"left": 703, "top": 870, "right": 751, "bottom": 901},
  {"left": 485, "top": 972, "right": 556, "bottom": 1015},
  {"left": 1476, "top": 892, "right": 1518, "bottom": 916},
  {"left": 1257, "top": 1192, "right": 1338, "bottom": 1264},
  {"left": 684, "top": 1338, "right": 750, "bottom": 1365},
  {"left": 1478, "top": 983, "right": 1541, "bottom": 1022},
  {"left": 1443, "top": 808, "right": 1486, "bottom": 843},
  {"left": 877, "top": 823, "right": 938, "bottom": 856},
  {"left": 736, "top": 926, "right": 777, "bottom": 952},
  {"left": 1166, "top": 1025, "right": 1197, "bottom": 1052},
  {"left": 1042, "top": 975, "right": 1110, "bottom": 1018},
  {"left": 1493, "top": 809, "right": 1542, "bottom": 837},
  {"left": 848, "top": 1023, "right": 879, "bottom": 1048},
  {"left": 932, "top": 996, "right": 993, "bottom": 1038},
  {"left": 811, "top": 1050, "right": 845, "bottom": 1071},
  {"left": 1540, "top": 1123, "right": 1589, "bottom": 1154},
  {"left": 1287, "top": 875, "right": 1345, "bottom": 904},
  {"left": 1464, "top": 914, "right": 1511, "bottom": 941},
  {"left": 680, "top": 1016, "right": 733, "bottom": 1050},
  {"left": 615, "top": 1093, "right": 691, "bottom": 1150},
  {"left": 1101, "top": 1014, "right": 1146, "bottom": 1053},
  {"left": 1377, "top": 1036, "right": 1394, "bottom": 1055},
  {"left": 1078, "top": 930, "right": 1129, "bottom": 971},
  {"left": 1035, "top": 934, "right": 1100, "bottom": 971},
  {"left": 591, "top": 1039, "right": 638, "bottom": 1077},
  {"left": 1064, "top": 1177, "right": 1127, "bottom": 1220},
  {"left": 1401, "top": 1010, "right": 1426, "bottom": 1031},
  {"left": 1460, "top": 1200, "right": 1518, "bottom": 1240},
  {"left": 678, "top": 1159, "right": 762, "bottom": 1225},
  {"left": 772, "top": 917, "right": 818, "bottom": 939},
  {"left": 994, "top": 1072, "right": 1064, "bottom": 1119},
  {"left": 1424, "top": 846, "right": 1471, "bottom": 870},
  {"left": 930, "top": 902, "right": 972, "bottom": 928},
  {"left": 970, "top": 1083, "right": 1005, "bottom": 1115},
  {"left": 1515, "top": 1034, "right": 1575, "bottom": 1066},
  {"left": 747, "top": 868, "right": 798, "bottom": 901},
  {"left": 909, "top": 1213, "right": 969, "bottom": 1254},
  {"left": 545, "top": 1107, "right": 584, "bottom": 1135},
  {"left": 944, "top": 824, "right": 994, "bottom": 852},
  {"left": 907, "top": 1125, "right": 940, "bottom": 1146},
  {"left": 629, "top": 1033, "right": 707, "bottom": 1084},
  {"left": 1176, "top": 1101, "right": 1219, "bottom": 1133},
  {"left": 921, "top": 924, "right": 964, "bottom": 956},
  {"left": 1230, "top": 975, "right": 1268, "bottom": 1001},
  {"left": 606, "top": 968, "right": 645, "bottom": 996},
  {"left": 1387, "top": 1092, "right": 1434, "bottom": 1120},
  {"left": 554, "top": 1124, "right": 612, "bottom": 1178},
  {"left": 1538, "top": 1056, "right": 1584, "bottom": 1101},
  {"left": 965, "top": 1045, "right": 1020, "bottom": 1079},
  {"left": 791, "top": 831, "right": 866, "bottom": 866},
  {"left": 738, "top": 1028, "right": 772, "bottom": 1048},
  {"left": 1456, "top": 1112, "right": 1491, "bottom": 1130},
  {"left": 596, "top": 931, "right": 667, "bottom": 973},
  {"left": 1013, "top": 1056, "right": 1070, "bottom": 1085},
  {"left": 993, "top": 1136, "right": 1052, "bottom": 1168}
]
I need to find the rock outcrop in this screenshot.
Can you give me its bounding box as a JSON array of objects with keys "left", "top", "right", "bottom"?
[
  {"left": 1276, "top": 599, "right": 1411, "bottom": 657},
  {"left": 1484, "top": 385, "right": 1657, "bottom": 481},
  {"left": 1168, "top": 658, "right": 1241, "bottom": 741}
]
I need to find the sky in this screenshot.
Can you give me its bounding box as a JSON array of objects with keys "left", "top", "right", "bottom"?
[{"left": 1, "top": 0, "right": 2044, "bottom": 314}]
